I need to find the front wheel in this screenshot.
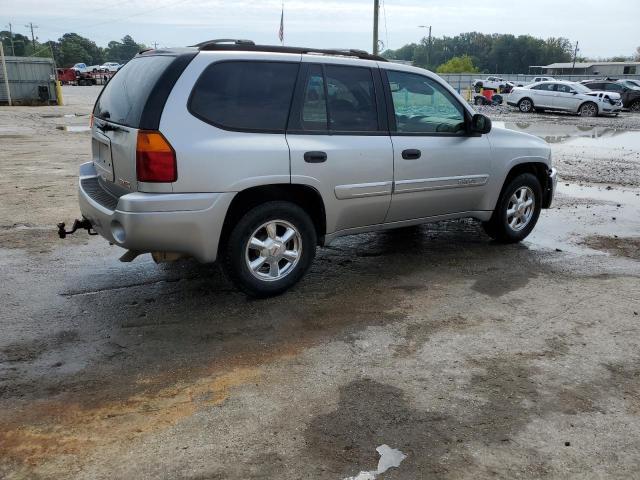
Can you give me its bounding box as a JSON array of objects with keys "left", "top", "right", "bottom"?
[
  {"left": 629, "top": 101, "right": 640, "bottom": 113},
  {"left": 580, "top": 102, "right": 598, "bottom": 117},
  {"left": 222, "top": 201, "right": 317, "bottom": 297},
  {"left": 482, "top": 173, "right": 542, "bottom": 243}
]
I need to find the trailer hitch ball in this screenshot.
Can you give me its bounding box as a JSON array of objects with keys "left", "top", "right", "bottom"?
[{"left": 57, "top": 219, "right": 98, "bottom": 239}]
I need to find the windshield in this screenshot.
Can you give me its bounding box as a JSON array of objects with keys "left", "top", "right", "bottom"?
[
  {"left": 93, "top": 55, "right": 176, "bottom": 127},
  {"left": 570, "top": 83, "right": 591, "bottom": 94}
]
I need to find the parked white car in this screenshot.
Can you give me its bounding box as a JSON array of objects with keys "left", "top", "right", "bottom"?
[
  {"left": 508, "top": 81, "right": 623, "bottom": 116},
  {"left": 472, "top": 76, "right": 514, "bottom": 92},
  {"left": 515, "top": 76, "right": 556, "bottom": 87},
  {"left": 100, "top": 62, "right": 121, "bottom": 72},
  {"left": 71, "top": 63, "right": 88, "bottom": 73}
]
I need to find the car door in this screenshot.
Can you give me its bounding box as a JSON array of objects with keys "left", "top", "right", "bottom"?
[
  {"left": 553, "top": 83, "right": 581, "bottom": 111},
  {"left": 531, "top": 82, "right": 556, "bottom": 108},
  {"left": 382, "top": 68, "right": 491, "bottom": 222},
  {"left": 287, "top": 60, "right": 394, "bottom": 234}
]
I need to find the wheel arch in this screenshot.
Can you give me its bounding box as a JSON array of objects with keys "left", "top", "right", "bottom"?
[
  {"left": 218, "top": 184, "right": 327, "bottom": 256},
  {"left": 492, "top": 161, "right": 551, "bottom": 211},
  {"left": 578, "top": 100, "right": 599, "bottom": 115}
]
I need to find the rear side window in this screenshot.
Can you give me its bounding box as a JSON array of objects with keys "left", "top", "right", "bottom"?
[
  {"left": 189, "top": 61, "right": 299, "bottom": 132},
  {"left": 293, "top": 64, "right": 379, "bottom": 133},
  {"left": 94, "top": 55, "right": 176, "bottom": 127}
]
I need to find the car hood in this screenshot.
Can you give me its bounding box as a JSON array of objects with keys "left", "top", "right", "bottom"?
[
  {"left": 585, "top": 90, "right": 621, "bottom": 100},
  {"left": 489, "top": 123, "right": 550, "bottom": 154}
]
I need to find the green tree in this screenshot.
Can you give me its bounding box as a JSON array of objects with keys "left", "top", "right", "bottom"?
[
  {"left": 104, "top": 35, "right": 146, "bottom": 64},
  {"left": 57, "top": 33, "right": 103, "bottom": 66},
  {"left": 436, "top": 55, "right": 479, "bottom": 73}
]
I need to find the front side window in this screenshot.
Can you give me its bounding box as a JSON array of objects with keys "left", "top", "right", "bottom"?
[
  {"left": 387, "top": 70, "right": 465, "bottom": 134},
  {"left": 189, "top": 61, "right": 299, "bottom": 132}
]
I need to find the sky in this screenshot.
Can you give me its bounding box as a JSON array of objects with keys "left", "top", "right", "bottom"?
[{"left": 1, "top": 0, "right": 638, "bottom": 59}]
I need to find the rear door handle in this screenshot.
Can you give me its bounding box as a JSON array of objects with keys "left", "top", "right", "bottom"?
[
  {"left": 304, "top": 151, "right": 327, "bottom": 163},
  {"left": 401, "top": 149, "right": 421, "bottom": 160}
]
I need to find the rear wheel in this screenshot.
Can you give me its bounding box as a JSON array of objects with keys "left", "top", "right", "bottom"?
[
  {"left": 222, "top": 201, "right": 317, "bottom": 297},
  {"left": 580, "top": 102, "right": 598, "bottom": 117},
  {"left": 482, "top": 173, "right": 542, "bottom": 243},
  {"left": 630, "top": 101, "right": 640, "bottom": 113},
  {"left": 517, "top": 98, "right": 534, "bottom": 113}
]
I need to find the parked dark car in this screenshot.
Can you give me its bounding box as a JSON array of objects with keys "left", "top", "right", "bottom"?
[{"left": 581, "top": 80, "right": 640, "bottom": 112}]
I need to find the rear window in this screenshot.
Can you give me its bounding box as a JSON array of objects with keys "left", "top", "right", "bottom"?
[
  {"left": 188, "top": 61, "right": 299, "bottom": 132},
  {"left": 93, "top": 55, "right": 176, "bottom": 127}
]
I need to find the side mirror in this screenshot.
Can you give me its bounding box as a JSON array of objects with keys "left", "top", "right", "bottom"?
[
  {"left": 470, "top": 113, "right": 492, "bottom": 134},
  {"left": 572, "top": 91, "right": 578, "bottom": 95}
]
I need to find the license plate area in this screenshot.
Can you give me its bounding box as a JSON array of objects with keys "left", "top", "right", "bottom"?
[{"left": 92, "top": 132, "right": 114, "bottom": 182}]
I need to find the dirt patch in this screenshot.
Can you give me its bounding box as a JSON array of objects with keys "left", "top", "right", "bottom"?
[
  {"left": 580, "top": 236, "right": 640, "bottom": 260},
  {"left": 393, "top": 314, "right": 479, "bottom": 357}
]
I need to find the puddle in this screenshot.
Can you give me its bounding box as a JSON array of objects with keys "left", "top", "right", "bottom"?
[
  {"left": 526, "top": 183, "right": 640, "bottom": 256},
  {"left": 56, "top": 125, "right": 91, "bottom": 132},
  {"left": 343, "top": 444, "right": 406, "bottom": 480},
  {"left": 494, "top": 122, "right": 640, "bottom": 146}
]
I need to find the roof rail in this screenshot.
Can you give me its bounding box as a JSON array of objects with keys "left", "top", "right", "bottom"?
[
  {"left": 195, "top": 41, "right": 387, "bottom": 62},
  {"left": 191, "top": 39, "right": 256, "bottom": 48}
]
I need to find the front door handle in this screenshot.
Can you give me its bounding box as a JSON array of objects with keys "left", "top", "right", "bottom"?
[
  {"left": 304, "top": 151, "right": 327, "bottom": 163},
  {"left": 401, "top": 149, "right": 421, "bottom": 160}
]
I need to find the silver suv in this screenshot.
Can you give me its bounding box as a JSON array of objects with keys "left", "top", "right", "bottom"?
[{"left": 73, "top": 40, "right": 556, "bottom": 296}]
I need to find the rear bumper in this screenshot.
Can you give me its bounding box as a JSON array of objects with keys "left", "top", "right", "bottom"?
[
  {"left": 78, "top": 162, "right": 234, "bottom": 262},
  {"left": 542, "top": 167, "right": 557, "bottom": 208}
]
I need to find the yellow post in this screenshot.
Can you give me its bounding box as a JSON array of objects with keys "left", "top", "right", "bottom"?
[{"left": 55, "top": 80, "right": 64, "bottom": 106}]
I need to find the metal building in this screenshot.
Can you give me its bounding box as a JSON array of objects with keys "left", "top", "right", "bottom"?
[
  {"left": 0, "top": 51, "right": 57, "bottom": 105},
  {"left": 539, "top": 62, "right": 640, "bottom": 77}
]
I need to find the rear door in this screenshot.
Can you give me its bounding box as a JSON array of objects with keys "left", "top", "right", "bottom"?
[
  {"left": 287, "top": 59, "right": 394, "bottom": 233},
  {"left": 382, "top": 68, "right": 491, "bottom": 222},
  {"left": 530, "top": 82, "right": 556, "bottom": 108},
  {"left": 92, "top": 53, "right": 192, "bottom": 194}
]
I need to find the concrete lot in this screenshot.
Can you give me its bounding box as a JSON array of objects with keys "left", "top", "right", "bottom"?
[{"left": 1, "top": 86, "right": 639, "bottom": 479}]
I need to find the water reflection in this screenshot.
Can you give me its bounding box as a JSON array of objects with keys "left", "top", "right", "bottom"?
[{"left": 493, "top": 122, "right": 640, "bottom": 146}]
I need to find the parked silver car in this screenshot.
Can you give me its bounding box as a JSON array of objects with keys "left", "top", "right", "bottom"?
[
  {"left": 508, "top": 80, "right": 622, "bottom": 116},
  {"left": 68, "top": 40, "right": 556, "bottom": 296}
]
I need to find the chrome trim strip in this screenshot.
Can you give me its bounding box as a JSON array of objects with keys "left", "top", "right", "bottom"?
[
  {"left": 334, "top": 181, "right": 393, "bottom": 200},
  {"left": 394, "top": 174, "right": 489, "bottom": 194}
]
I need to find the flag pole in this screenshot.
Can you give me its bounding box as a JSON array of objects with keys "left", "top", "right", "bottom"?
[{"left": 279, "top": 1, "right": 284, "bottom": 46}]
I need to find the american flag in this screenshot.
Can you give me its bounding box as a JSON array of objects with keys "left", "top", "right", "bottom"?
[{"left": 278, "top": 5, "right": 284, "bottom": 44}]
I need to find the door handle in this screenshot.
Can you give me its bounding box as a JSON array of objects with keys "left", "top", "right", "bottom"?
[
  {"left": 401, "top": 149, "right": 421, "bottom": 160},
  {"left": 304, "top": 151, "right": 327, "bottom": 163}
]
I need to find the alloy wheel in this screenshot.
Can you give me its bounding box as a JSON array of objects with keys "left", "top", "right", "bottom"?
[
  {"left": 245, "top": 220, "right": 302, "bottom": 282},
  {"left": 506, "top": 186, "right": 535, "bottom": 232}
]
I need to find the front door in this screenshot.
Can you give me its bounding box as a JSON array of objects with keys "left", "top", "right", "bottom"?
[
  {"left": 382, "top": 69, "right": 491, "bottom": 222},
  {"left": 553, "top": 83, "right": 581, "bottom": 111},
  {"left": 287, "top": 61, "right": 394, "bottom": 233}
]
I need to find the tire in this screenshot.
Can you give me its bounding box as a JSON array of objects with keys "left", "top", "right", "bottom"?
[
  {"left": 221, "top": 201, "right": 317, "bottom": 297},
  {"left": 579, "top": 101, "right": 598, "bottom": 117},
  {"left": 474, "top": 83, "right": 482, "bottom": 93},
  {"left": 517, "top": 98, "right": 534, "bottom": 113},
  {"left": 630, "top": 101, "right": 640, "bottom": 113},
  {"left": 482, "top": 173, "right": 542, "bottom": 243},
  {"left": 474, "top": 96, "right": 486, "bottom": 106}
]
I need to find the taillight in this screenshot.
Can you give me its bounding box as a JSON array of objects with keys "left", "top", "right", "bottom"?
[{"left": 136, "top": 131, "right": 177, "bottom": 183}]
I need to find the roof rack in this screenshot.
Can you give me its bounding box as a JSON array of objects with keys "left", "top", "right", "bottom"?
[{"left": 193, "top": 39, "right": 387, "bottom": 62}]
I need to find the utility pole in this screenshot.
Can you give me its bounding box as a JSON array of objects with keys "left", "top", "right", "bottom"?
[
  {"left": 571, "top": 41, "right": 579, "bottom": 75},
  {"left": 25, "top": 22, "right": 38, "bottom": 50},
  {"left": 6, "top": 23, "right": 15, "bottom": 56},
  {"left": 152, "top": 41, "right": 159, "bottom": 49},
  {"left": 373, "top": 0, "right": 379, "bottom": 55},
  {"left": 418, "top": 25, "right": 432, "bottom": 68}
]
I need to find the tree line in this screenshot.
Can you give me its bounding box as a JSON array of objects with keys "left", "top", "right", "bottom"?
[
  {"left": 0, "top": 31, "right": 146, "bottom": 67},
  {"left": 383, "top": 32, "right": 577, "bottom": 73}
]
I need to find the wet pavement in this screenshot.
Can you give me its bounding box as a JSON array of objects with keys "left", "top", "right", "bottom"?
[{"left": 1, "top": 86, "right": 639, "bottom": 479}]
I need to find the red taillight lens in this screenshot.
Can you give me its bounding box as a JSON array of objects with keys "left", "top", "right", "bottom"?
[{"left": 136, "top": 131, "right": 177, "bottom": 183}]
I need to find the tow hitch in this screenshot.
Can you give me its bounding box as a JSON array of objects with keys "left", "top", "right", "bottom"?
[{"left": 57, "top": 219, "right": 98, "bottom": 239}]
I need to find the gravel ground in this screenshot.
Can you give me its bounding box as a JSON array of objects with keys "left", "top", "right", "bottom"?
[{"left": 0, "top": 86, "right": 639, "bottom": 480}]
